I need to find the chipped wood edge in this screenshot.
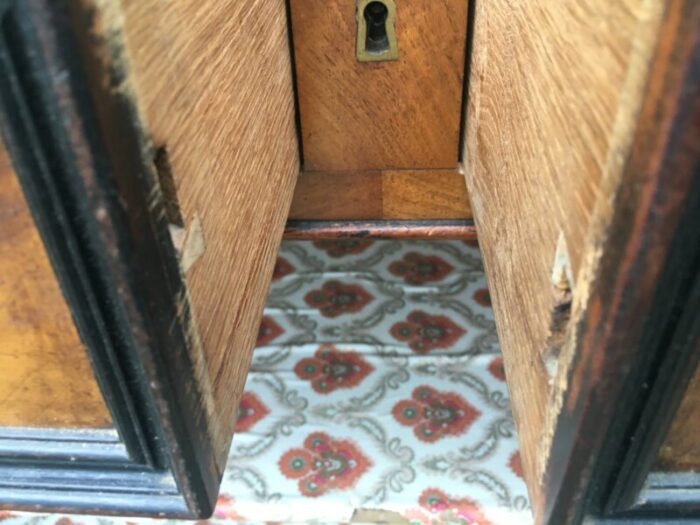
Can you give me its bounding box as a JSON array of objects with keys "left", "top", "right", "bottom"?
[{"left": 542, "top": 232, "right": 574, "bottom": 383}]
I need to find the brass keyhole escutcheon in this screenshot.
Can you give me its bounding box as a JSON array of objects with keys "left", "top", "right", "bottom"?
[{"left": 356, "top": 0, "right": 398, "bottom": 62}]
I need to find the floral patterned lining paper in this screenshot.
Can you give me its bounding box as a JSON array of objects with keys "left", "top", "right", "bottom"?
[{"left": 3, "top": 240, "right": 531, "bottom": 525}]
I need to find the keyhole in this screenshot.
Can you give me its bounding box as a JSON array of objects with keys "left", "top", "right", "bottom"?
[
  {"left": 356, "top": 0, "right": 397, "bottom": 62},
  {"left": 364, "top": 1, "right": 389, "bottom": 54}
]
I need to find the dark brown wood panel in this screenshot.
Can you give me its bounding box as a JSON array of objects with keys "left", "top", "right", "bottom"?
[
  {"left": 119, "top": 0, "right": 300, "bottom": 470},
  {"left": 289, "top": 170, "right": 472, "bottom": 220},
  {"left": 290, "top": 0, "right": 468, "bottom": 171},
  {"left": 0, "top": 139, "right": 112, "bottom": 429},
  {"left": 463, "top": 0, "right": 666, "bottom": 519},
  {"left": 656, "top": 364, "right": 700, "bottom": 472}
]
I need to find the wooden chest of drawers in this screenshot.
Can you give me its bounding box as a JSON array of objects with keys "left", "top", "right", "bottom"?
[{"left": 0, "top": 0, "right": 698, "bottom": 523}]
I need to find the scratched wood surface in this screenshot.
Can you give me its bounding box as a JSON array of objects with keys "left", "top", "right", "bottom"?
[
  {"left": 0, "top": 140, "right": 112, "bottom": 429},
  {"left": 120, "top": 0, "right": 299, "bottom": 470},
  {"left": 656, "top": 364, "right": 700, "bottom": 472},
  {"left": 463, "top": 0, "right": 666, "bottom": 518},
  {"left": 290, "top": 0, "right": 468, "bottom": 171},
  {"left": 289, "top": 170, "right": 472, "bottom": 220}
]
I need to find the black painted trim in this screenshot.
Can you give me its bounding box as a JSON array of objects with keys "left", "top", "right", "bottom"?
[{"left": 635, "top": 473, "right": 700, "bottom": 514}]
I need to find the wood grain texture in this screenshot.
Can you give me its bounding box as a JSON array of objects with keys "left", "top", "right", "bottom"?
[
  {"left": 463, "top": 0, "right": 666, "bottom": 518},
  {"left": 289, "top": 170, "right": 472, "bottom": 220},
  {"left": 655, "top": 364, "right": 700, "bottom": 472},
  {"left": 0, "top": 140, "right": 112, "bottom": 429},
  {"left": 120, "top": 0, "right": 299, "bottom": 469},
  {"left": 290, "top": 0, "right": 468, "bottom": 171}
]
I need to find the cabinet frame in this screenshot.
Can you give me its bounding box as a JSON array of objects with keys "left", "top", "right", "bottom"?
[
  {"left": 0, "top": 0, "right": 216, "bottom": 517},
  {"left": 538, "top": 0, "right": 700, "bottom": 520}
]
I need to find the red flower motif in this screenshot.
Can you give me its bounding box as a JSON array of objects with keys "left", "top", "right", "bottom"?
[
  {"left": 256, "top": 315, "right": 284, "bottom": 347},
  {"left": 213, "top": 494, "right": 246, "bottom": 520},
  {"left": 388, "top": 252, "right": 454, "bottom": 285},
  {"left": 393, "top": 386, "right": 480, "bottom": 442},
  {"left": 390, "top": 311, "right": 466, "bottom": 353},
  {"left": 488, "top": 356, "right": 506, "bottom": 382},
  {"left": 295, "top": 345, "right": 374, "bottom": 394},
  {"left": 509, "top": 451, "right": 524, "bottom": 479},
  {"left": 0, "top": 513, "right": 19, "bottom": 523},
  {"left": 304, "top": 281, "right": 373, "bottom": 318},
  {"left": 279, "top": 432, "right": 372, "bottom": 497},
  {"left": 313, "top": 239, "right": 374, "bottom": 258},
  {"left": 272, "top": 256, "right": 295, "bottom": 281},
  {"left": 235, "top": 392, "right": 270, "bottom": 432},
  {"left": 473, "top": 287, "right": 492, "bottom": 307},
  {"left": 418, "top": 488, "right": 493, "bottom": 525}
]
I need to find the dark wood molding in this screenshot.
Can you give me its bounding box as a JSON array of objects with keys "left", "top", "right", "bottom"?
[
  {"left": 64, "top": 0, "right": 219, "bottom": 514},
  {"left": 284, "top": 219, "right": 478, "bottom": 239}
]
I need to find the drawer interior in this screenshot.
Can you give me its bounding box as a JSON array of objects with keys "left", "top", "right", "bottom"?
[
  {"left": 288, "top": 170, "right": 471, "bottom": 221},
  {"left": 110, "top": 0, "right": 668, "bottom": 518},
  {"left": 0, "top": 0, "right": 676, "bottom": 519}
]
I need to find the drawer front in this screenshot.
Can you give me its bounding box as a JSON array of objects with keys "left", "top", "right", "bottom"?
[{"left": 291, "top": 0, "right": 469, "bottom": 172}]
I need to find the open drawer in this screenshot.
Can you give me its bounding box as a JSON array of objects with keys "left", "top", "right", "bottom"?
[{"left": 0, "top": 0, "right": 698, "bottom": 523}]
